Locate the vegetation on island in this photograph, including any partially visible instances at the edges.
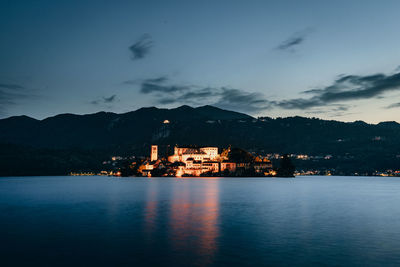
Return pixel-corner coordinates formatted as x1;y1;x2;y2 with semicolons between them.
276;154;295;177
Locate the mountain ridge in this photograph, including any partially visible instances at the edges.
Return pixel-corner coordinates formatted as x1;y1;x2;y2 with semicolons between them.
2;105;399;126
0;105;253;122
0;105;399;176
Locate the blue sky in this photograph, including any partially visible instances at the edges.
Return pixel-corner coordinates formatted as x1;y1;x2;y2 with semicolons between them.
1;0;400;123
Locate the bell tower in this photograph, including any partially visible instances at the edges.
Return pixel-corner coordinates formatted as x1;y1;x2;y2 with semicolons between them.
151;145;158;161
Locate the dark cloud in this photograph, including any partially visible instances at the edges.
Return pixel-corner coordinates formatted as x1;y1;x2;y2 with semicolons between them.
333;106;350;112
0;83;25;90
141;83;188;94
214;88;271;112
178;88;215;101
386;102;400;109
129;34;153;60
274;72;400;109
0;82;33;116
122;76;168;86
163;88;218;106
156;88;215;105
276;29;312;51
103;95;116;103
145;76;168;84
156;87;271;113
0;89;18;106
138;77;271;113
158;98;177;104
277;36;304;50
91;95;117;105
138;68;400;114
272;98;319;109
140;76;188;94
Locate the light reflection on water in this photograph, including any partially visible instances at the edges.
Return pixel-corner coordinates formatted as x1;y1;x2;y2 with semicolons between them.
143;178;220;266
169;180;219;265
2;176;400;266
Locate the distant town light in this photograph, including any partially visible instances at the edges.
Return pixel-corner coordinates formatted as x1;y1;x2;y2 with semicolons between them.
163;120;170;124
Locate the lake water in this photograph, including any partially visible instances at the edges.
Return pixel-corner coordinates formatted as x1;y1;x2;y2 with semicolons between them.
1;176;400;266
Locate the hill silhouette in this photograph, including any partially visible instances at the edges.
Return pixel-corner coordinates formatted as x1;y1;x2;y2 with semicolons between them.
0;105;399;176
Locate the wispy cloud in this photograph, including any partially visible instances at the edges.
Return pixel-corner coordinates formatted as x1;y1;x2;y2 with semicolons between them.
157;87;216;106
274;71;400;109
386;102;400;109
122;76;168;86
141;83;188;94
276;28;313;52
139;76;189;94
136;77;271;113
214;88;271;112
0;83;25;90
145;76;168;84
277;36;304;50
129;34;153;60
136;66;400;115
0;82;33;116
90;94;118;105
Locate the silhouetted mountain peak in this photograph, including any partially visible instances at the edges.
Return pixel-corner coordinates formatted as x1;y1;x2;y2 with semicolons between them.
176;105;193;110
2;115;38;123
377;121;400;129
194;105;252;120
352;120;369;126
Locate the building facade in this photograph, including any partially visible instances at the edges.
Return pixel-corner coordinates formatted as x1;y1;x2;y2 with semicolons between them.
151;145;158;161
166;146;235;177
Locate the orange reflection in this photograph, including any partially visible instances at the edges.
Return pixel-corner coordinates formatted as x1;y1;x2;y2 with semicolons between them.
169;179;220;265
144;180;159;238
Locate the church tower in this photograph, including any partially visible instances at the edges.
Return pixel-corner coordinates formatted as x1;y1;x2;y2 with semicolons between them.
151;145;158;161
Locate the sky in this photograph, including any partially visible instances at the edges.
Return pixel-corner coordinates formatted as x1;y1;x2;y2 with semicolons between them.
1;0;400;123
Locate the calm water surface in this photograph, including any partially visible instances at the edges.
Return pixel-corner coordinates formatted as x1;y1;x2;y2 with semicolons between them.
1;176;400;266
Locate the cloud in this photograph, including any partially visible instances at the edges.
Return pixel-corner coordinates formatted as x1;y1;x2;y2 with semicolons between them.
122;76;168;86
140;76;189;94
90;94;117;105
276;28;313;51
138;67;400;115
0;83;25;90
178;88;215;101
129;34;153;60
145;76;168;84
0;89;18;106
214;88;271;112
157;87;271;113
277;36;304;50
305;105;350;115
103;95;116;103
0;82;34;116
159;87;217;106
141;83;188;94
386;102;400;109
274;72;400;109
137;77;271;113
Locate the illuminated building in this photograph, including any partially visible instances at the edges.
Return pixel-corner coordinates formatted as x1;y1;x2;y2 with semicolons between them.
151;145;158;161
220;162;236;172
166;146;235;177
141;145;274;177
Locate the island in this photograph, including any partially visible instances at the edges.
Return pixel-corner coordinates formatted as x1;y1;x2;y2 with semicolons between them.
103;145;295;178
